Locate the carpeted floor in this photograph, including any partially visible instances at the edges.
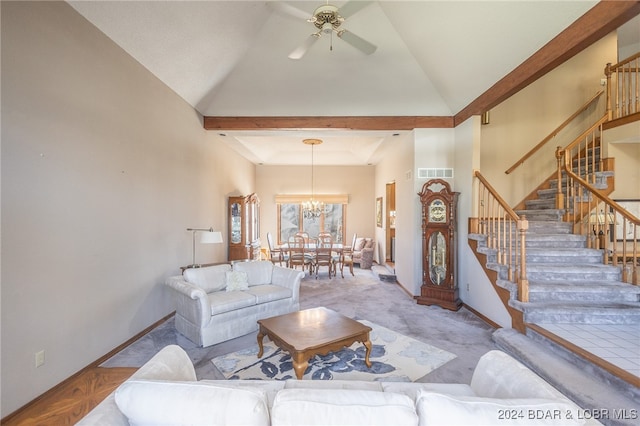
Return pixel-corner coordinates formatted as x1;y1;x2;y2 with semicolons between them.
101;266;498;384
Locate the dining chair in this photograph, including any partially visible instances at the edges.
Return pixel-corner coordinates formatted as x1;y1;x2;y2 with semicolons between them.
339;233;357;278
295;231;310;244
287;235;312;272
266;232;283;266
314;233;335;279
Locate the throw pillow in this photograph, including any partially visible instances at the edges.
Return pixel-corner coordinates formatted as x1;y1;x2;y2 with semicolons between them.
354;238;366;251
225;270;249;292
415;391;585;426
115;379;270;426
364;239;375;249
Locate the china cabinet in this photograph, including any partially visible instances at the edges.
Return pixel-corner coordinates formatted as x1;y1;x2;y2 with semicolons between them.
228;193;261;261
416;179;461;311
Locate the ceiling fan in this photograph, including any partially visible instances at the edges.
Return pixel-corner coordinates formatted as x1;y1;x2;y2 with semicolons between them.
271;1;377;60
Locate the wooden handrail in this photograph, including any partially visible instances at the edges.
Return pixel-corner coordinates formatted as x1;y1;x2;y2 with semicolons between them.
605;51;640;121
608;51;640;71
505;90;605;174
474;170;529;301
474;171;520;220
556;114;639;285
562;113;609;153
562;155;640;226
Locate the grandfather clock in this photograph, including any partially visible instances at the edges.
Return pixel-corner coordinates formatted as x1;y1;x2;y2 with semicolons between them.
416;179;461;311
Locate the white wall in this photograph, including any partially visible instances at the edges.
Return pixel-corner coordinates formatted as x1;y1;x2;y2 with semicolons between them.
374;133;416;293
373;124;511;329
1;2;254;415
412;129;455;294
480;33;618;206
455;118;512;327
256;165;375;246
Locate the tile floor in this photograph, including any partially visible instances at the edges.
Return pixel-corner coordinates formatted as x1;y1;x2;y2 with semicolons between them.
537;322;640;378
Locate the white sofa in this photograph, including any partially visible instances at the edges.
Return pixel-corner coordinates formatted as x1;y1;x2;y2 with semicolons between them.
165;261;304;347
78;345;598;425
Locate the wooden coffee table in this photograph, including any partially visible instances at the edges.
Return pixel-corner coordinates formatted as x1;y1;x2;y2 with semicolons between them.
257;307;372;379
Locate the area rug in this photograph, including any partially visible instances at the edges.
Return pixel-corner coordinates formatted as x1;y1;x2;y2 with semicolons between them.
211;320;456;381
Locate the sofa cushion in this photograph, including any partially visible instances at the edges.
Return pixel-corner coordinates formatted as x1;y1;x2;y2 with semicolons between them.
208;290;256;315
415;391;584;426
245;284;292;304
225;270;249;292
114;379;270;426
271;388;418;426
183;264;230;293
233;260;273;286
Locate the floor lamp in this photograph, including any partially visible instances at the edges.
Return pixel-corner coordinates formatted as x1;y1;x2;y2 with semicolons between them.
186;228;223;267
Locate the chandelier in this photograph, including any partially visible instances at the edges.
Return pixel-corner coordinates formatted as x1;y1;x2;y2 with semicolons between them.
302;138;324;220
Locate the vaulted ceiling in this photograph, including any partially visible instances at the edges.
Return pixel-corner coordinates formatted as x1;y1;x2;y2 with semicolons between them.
68;1;638;165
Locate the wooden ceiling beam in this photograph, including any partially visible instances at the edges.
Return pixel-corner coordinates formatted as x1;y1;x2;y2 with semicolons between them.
203;115;454;131
454;0;640;126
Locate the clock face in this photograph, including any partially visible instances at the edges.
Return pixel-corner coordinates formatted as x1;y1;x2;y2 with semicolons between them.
429;199;447;223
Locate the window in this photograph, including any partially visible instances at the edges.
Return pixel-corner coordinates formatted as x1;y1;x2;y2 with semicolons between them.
276;195;348;244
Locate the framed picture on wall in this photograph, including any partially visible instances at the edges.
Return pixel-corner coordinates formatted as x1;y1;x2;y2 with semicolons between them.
376;197;383;228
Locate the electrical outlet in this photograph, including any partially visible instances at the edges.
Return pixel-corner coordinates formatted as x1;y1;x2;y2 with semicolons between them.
466;282;470;291
35;350;45;368
600;78;607;86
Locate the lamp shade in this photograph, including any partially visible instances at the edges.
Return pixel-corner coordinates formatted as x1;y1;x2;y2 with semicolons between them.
200;231;223;244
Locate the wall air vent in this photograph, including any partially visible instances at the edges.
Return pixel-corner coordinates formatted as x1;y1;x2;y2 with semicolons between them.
417;168;454;179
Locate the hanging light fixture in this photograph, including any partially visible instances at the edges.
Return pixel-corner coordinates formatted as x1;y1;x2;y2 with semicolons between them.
302;138;324;220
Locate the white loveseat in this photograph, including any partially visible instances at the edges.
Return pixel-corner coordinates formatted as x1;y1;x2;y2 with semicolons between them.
165;261;304;347
78;345;598;425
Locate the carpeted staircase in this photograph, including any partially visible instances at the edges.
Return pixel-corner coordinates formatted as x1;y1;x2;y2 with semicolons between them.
510;171;639;326
469;168;640;425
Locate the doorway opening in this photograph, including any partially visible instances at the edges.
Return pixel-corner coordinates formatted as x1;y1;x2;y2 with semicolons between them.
385;181;396;270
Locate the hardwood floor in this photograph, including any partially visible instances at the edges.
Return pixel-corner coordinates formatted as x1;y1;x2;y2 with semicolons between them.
1;367;135;425
1;314;173;425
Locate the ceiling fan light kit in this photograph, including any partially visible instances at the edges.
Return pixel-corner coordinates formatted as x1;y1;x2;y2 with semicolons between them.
281;1;377;60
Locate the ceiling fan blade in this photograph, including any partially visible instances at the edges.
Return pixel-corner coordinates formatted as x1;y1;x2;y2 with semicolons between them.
269;1;311;21
337;30;377;55
288;34;320;60
338;1;374;19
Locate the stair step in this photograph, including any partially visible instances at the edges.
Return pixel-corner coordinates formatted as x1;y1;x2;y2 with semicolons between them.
524;199;556;210
536;188;557;199
516;209;564;221
481;248;601;264
527;221;574;234
528;281;640;303
483;221;573;234
510;301;640;324
492;328;640;424
371;264;396;283
526;248;603;264
524;326;640;404
527;263;621;281
525;234;587;248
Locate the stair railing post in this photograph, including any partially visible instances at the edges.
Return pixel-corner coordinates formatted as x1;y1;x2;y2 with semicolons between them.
517;215;529;303
555;147;565;211
604;63;612;121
